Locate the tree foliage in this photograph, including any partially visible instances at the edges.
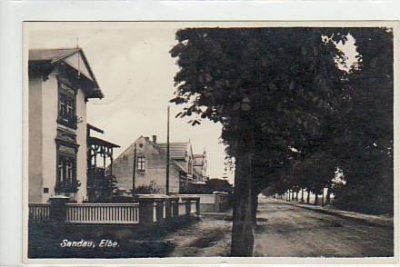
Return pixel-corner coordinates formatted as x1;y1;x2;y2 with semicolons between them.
331;28;394;214
183;178;233;194
87;173;117;202
170;27;349;256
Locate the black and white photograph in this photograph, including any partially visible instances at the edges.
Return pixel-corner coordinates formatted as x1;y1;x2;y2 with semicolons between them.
25;21;396;261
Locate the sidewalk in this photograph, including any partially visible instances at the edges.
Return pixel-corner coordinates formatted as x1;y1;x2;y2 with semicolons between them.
279;199;394;228
164;211;233;257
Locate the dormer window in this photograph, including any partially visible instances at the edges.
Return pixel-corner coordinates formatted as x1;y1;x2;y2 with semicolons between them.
58;81;77;129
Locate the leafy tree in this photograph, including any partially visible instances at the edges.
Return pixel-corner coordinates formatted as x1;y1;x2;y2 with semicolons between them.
332;28;393;214
266;150;336;205
206;178;233;193
264;28;394;214
170;27;346;256
293;151;336;205
87;173;117;202
183;178;233;194
55;179;81;195
132;180;163;194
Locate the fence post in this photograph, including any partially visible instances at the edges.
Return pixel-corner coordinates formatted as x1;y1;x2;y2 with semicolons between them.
165;197;172;221
214;191;221;212
194;196;201;217
185;198;192;217
171;197;179;218
222;192;229;211
49;196;70;223
181;197;192;217
138;196;155;228
155;199;165;225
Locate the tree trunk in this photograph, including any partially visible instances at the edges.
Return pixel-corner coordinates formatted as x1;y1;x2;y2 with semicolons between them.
326;187;331;205
307;189;311;204
295;190;299;201
251;193;258;227
291;190;295;201
301;188;304;203
231;138;255;256
314;193;318;205
321;189;325;207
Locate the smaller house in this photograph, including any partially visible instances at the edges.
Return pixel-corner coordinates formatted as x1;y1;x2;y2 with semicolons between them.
112;135;207;194
193;151;209;183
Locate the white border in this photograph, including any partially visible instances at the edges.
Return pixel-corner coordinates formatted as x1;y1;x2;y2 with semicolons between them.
1;1;400;266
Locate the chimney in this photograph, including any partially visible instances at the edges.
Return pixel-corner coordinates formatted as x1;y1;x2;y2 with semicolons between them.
152;135;157;144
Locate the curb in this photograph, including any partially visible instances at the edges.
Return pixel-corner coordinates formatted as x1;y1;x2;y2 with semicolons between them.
281;201;393;229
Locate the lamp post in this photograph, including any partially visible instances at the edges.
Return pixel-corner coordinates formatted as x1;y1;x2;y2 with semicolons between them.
166;106;170;195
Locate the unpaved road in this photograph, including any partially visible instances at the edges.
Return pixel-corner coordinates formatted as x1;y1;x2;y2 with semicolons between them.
167;198;393;257
254;199;393;257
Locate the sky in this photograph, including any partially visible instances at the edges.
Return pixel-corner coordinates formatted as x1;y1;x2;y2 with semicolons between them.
27;22;359;185
27;22;234;182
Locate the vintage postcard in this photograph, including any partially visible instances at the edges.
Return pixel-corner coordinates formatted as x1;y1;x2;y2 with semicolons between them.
23;21;398;264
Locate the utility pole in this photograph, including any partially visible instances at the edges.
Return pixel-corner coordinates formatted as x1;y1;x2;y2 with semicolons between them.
166;106;170;195
132;143;137;195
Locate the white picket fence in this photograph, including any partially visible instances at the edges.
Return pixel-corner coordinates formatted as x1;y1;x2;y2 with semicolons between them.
28;203;51;221
65;203;139;224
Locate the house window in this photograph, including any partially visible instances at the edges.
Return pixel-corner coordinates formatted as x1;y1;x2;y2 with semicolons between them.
137;157;145;171
58;82;77;129
59;156;75;182
56;144;78;194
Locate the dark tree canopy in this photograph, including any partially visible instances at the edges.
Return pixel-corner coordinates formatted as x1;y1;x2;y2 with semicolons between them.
171;28;349;193
331;28;393;214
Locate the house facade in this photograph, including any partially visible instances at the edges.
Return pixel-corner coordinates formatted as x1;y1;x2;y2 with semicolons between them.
28;48;116;203
112;136;207;194
193;151;208;183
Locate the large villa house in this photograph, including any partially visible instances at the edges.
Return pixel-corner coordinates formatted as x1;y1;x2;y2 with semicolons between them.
28;48;119;203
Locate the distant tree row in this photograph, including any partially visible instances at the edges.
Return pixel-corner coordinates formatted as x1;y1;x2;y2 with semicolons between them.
261;28;393;215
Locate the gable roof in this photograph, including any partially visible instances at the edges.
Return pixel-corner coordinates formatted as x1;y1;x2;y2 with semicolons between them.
114;137;199;175
29;48;81;63
157;142;190;160
88;136;120;149
29;48;104;99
